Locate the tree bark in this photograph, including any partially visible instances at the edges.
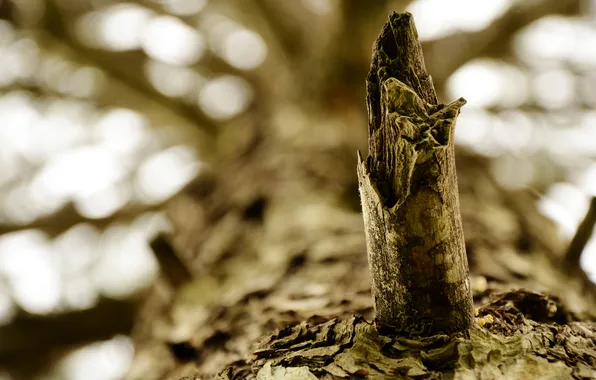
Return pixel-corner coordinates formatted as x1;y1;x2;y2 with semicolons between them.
358;12;473;336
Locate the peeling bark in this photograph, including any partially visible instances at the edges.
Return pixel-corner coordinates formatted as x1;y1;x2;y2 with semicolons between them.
215;290;595;379
358;12;474;336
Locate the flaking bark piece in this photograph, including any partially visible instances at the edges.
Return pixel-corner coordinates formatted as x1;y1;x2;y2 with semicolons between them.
358;12;474;337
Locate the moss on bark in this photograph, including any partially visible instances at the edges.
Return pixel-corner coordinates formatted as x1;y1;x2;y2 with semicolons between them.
358;12;473;336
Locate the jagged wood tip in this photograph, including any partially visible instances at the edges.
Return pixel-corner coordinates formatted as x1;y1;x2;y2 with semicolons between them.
359;12;474;337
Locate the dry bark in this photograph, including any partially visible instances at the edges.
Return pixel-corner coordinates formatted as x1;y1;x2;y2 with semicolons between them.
123;144;596;380
358;12;473;336
225;290;595;380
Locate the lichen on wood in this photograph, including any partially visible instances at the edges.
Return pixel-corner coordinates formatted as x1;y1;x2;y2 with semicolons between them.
216;290;595;379
357;12;474;336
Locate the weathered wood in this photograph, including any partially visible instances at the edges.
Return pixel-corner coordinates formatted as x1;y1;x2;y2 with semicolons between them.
236;290;595;379
358;12;474;336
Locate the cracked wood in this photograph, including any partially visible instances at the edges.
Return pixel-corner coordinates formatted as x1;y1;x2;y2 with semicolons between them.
357;12;474;336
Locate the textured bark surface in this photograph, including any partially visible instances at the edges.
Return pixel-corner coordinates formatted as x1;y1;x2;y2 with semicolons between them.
122;145;596;380
358;12;473;336
213;290;595;379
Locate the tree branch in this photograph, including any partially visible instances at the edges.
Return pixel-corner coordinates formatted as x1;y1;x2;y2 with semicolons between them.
248;0;309;59
0;0;14;21
0;298;135;358
150;234;193;289
0;202;165;237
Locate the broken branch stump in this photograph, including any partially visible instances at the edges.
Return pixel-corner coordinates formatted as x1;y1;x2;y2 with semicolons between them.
357;12;474;336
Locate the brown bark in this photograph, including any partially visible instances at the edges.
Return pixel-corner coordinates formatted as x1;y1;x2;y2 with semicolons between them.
242;290;595;379
358;12;473;336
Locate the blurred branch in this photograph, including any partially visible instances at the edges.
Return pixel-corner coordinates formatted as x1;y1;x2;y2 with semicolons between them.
423;0;581;95
150;233;193;289
0;202;165;237
315;0;400;107
337;0;402;45
249;0;309;59
0;0;14;21
485;103;596;116
0;298;135;357
564;196;596;271
43;1;220;135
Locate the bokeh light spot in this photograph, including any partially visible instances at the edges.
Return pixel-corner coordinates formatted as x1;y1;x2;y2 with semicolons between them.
222;29;267;70
54;224;100;275
454;108;490;147
515;16;576;67
0;20;16;46
408;0;511;40
494;111;534;153
301;0;334;14
532;69;575;109
93;227;159;299
74;184;132;220
135;146;201;204
448;60;499;107
141;16;205;65
62;275;99;311
0;230;62;314
33;145;127;200
94;108;149;156
97;4;153;51
163;0;208;16
448;59;528;108
490;154;534;189
145;60;203;98
538;182;589;238
58;335;135;380
198;75;252;119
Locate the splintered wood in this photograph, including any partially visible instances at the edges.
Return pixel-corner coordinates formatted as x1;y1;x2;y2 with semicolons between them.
358;12;474;336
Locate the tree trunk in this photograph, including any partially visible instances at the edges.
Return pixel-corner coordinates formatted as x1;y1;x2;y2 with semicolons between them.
358;13;473;336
